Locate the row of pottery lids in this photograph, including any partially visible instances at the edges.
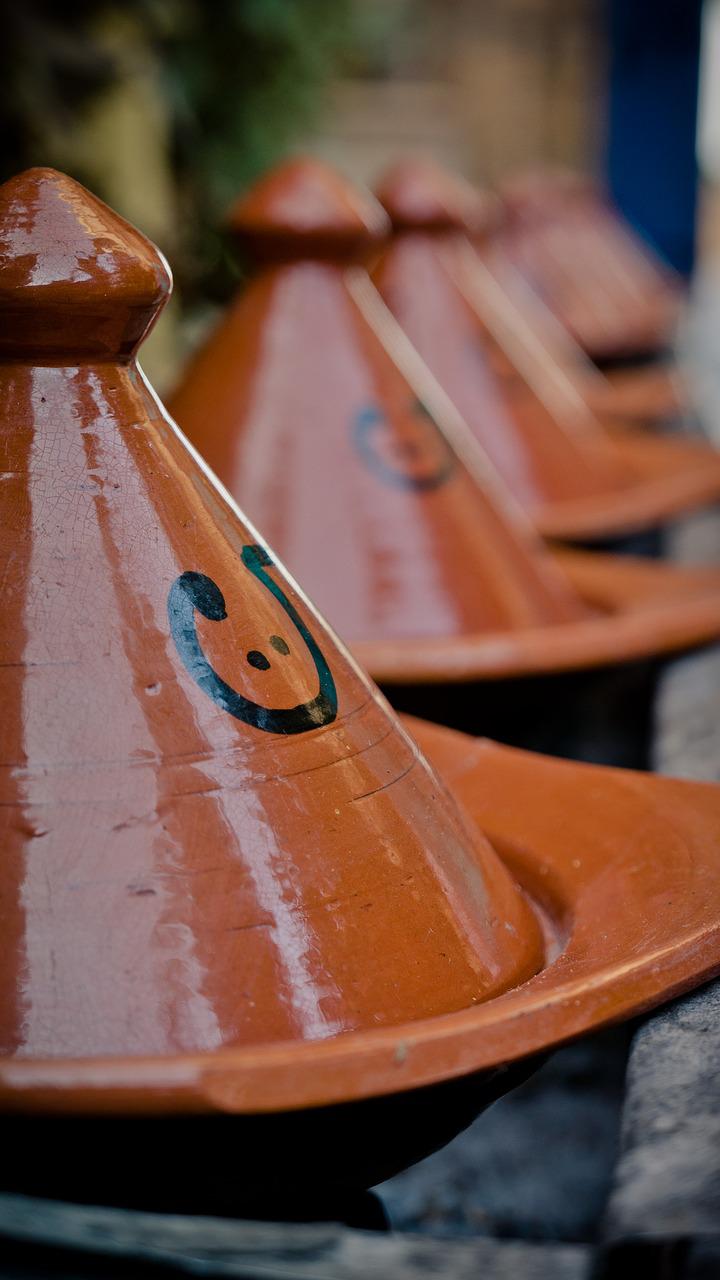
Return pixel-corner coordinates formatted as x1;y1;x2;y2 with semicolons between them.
1;167;720;1133
166;154;720;685
497;166;683;362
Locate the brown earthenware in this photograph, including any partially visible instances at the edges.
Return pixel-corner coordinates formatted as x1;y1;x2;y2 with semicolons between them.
498;168;683;361
169;158;720;682
460;225;688;429
0;168;545;1070
2;168;720;1123
373;158;720;541
3;711;720;1113
584;361;688;429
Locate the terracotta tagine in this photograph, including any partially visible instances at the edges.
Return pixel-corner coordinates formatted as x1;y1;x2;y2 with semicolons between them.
2;169;720;1216
168;158;720;685
498;167;683;362
372;157;720;542
496;168;690;428
468;218;688;430
584;362;689;430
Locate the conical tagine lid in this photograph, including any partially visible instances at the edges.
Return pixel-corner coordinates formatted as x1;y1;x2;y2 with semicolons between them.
0;168;543;1069
399;156;689;431
498;168;682;361
373;158;720;542
169;158;720;683
374;155;688;432
464;233;688;431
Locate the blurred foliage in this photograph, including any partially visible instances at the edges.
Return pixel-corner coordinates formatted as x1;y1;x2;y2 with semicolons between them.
0;0;388;299
163;0;379;295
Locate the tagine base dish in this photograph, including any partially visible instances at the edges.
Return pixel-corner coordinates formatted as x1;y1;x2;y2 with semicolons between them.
2;716;720;1117
352;548;720;684
535;430;720;541
587;361;687;427
0;1062;536;1212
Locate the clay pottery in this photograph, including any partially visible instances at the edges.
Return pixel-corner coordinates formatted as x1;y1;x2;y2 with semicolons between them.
582;361;689;429
372;157;720;542
498;168;683;361
169;158;720;685
3;170;720;1213
496;170;689;425
0;166;545;1074
465;222;688;430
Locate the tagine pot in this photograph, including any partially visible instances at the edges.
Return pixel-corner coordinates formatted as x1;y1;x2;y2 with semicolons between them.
372;157;720;543
4;169;720;1223
496;168;690;428
497;167;683;362
168;158;720;690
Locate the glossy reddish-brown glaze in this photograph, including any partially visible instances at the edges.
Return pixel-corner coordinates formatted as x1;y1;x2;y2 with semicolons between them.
379;160;684;430
3;717;720;1113
170;159;588;653
497;169;682;360
168;159;720;681
0;167;170;360
373;159;720;538
5;167;720;1123
0;169;544;1064
469;244;686;428
373;227;630;510
354;549;720;683
226;155;389;262
375;156;500;237
585;362;687;426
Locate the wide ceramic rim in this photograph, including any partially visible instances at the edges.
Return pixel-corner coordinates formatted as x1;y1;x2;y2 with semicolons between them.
534;433;720;541
352;551;720;684
2;725;719;1115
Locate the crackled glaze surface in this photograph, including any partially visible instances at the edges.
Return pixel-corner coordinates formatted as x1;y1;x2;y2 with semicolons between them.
4;168;720;1126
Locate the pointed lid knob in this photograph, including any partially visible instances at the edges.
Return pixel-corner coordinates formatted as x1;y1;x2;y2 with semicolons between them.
499;168;597;223
0;167;171;359
376;158;501;237
225;156;390;261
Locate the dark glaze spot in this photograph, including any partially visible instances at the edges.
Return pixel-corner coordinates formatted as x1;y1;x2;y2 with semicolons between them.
246;650;271;671
270;635;290;655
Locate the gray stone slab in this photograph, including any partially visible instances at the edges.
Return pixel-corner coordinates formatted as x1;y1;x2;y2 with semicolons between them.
605;500;720;1247
0;1193;591;1280
604;981;720;1241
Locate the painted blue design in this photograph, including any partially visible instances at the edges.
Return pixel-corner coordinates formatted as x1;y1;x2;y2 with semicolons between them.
167;544;337;735
353;399;454;492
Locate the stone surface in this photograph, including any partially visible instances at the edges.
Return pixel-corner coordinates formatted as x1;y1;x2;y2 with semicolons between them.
380;1028;633;1241
604;981;720;1241
604;505;720;1247
0;1193;591;1280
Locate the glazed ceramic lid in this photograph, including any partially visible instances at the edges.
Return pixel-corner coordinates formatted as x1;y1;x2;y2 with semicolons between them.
375;157;630;513
170;159;596;646
496;168;682;360
373;158;720;541
0;168;544;1068
169;158;720;682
